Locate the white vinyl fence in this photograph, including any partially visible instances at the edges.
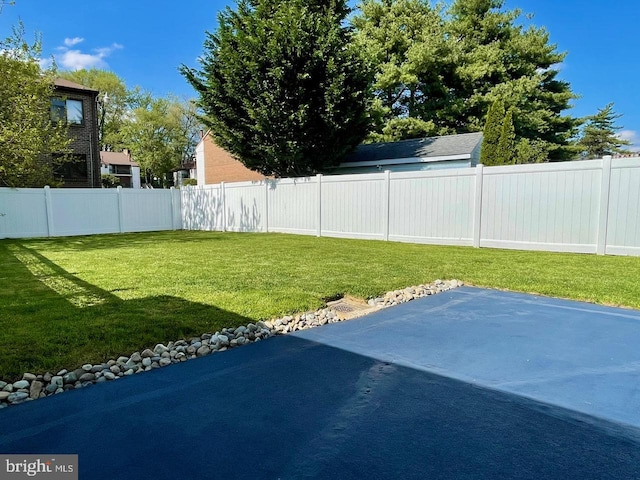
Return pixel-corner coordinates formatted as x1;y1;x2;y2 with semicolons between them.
2;157;639;256
182;156;640;256
0;186;181;238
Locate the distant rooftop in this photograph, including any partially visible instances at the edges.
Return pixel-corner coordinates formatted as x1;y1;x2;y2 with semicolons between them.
100;151;138;167
54;78;99;93
345;132;483;163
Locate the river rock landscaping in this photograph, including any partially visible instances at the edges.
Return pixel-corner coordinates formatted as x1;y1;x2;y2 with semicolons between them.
0;279;462;409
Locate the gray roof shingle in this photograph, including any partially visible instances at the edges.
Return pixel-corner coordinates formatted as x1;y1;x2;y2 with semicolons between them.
345;132;483;163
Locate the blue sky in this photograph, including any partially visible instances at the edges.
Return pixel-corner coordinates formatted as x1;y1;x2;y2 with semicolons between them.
2;0;639;149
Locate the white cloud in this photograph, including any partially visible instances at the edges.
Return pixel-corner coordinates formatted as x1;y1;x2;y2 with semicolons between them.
618;130;640;152
54;41;123;71
64;37;84;47
58;49;107;70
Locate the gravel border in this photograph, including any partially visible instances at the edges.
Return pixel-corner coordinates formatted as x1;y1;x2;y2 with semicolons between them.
0;279;462;409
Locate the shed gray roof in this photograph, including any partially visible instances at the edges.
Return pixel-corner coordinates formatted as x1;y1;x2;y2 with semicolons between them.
344;132;483;164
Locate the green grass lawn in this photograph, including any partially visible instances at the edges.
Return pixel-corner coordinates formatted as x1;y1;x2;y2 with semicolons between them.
1;230;639;381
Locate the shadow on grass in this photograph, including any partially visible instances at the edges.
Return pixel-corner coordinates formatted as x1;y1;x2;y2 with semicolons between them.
0;242;253;382
16;230;229;254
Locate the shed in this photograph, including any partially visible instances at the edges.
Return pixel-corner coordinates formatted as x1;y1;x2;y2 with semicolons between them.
334;132;483;174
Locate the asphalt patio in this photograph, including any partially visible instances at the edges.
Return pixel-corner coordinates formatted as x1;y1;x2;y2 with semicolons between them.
1;287;640;479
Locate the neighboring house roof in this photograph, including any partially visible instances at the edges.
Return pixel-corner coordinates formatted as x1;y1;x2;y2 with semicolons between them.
54;78;99;93
341;132;483;167
100;151;139;167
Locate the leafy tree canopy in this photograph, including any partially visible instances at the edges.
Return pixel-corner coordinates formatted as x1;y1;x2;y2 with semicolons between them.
120;96;200;187
182;0;370;177
58;69;140;151
0;22;70;187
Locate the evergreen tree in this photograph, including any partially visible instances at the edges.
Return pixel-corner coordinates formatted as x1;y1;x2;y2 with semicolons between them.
353;0;579;157
496;108;516;164
181;0;370;177
577;103;630;159
515;138;549;164
480;99;504;165
445;0;578;160
352;0;449;131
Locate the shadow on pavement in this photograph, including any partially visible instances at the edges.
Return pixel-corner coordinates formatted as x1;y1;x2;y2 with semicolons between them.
1;334;640;480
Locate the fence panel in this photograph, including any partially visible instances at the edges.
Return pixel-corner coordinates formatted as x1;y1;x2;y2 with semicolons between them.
0;188;49;239
389;169;476;246
224;182;267;232
606;158;640;255
267;177;319;235
49;189;120;237
121;189;177;233
182;185;224;231
479;161;603;253
321;173;386;240
1;157;639;257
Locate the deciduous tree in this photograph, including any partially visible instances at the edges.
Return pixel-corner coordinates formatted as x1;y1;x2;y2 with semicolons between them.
0;23;70;187
58;69;133;151
120;96;200;187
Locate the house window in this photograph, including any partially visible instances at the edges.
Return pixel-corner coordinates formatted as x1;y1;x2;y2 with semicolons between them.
113;165;131;175
54;154;88;180
51;98;84;124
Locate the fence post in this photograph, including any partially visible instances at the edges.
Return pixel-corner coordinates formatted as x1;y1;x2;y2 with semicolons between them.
169;186;177;231
596;156;613;255
317;174;322;237
472;164;484;248
44;186;55;237
264;180;269;233
117;186;124;233
221;182;227;232
383;170;391;241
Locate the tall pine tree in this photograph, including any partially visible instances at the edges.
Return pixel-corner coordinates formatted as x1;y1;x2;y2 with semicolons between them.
577;103;630;159
495;108;516;164
353;0;579;156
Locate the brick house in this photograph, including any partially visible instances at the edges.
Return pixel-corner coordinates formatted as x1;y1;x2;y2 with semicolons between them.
52;79;101;187
195;131;266;185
